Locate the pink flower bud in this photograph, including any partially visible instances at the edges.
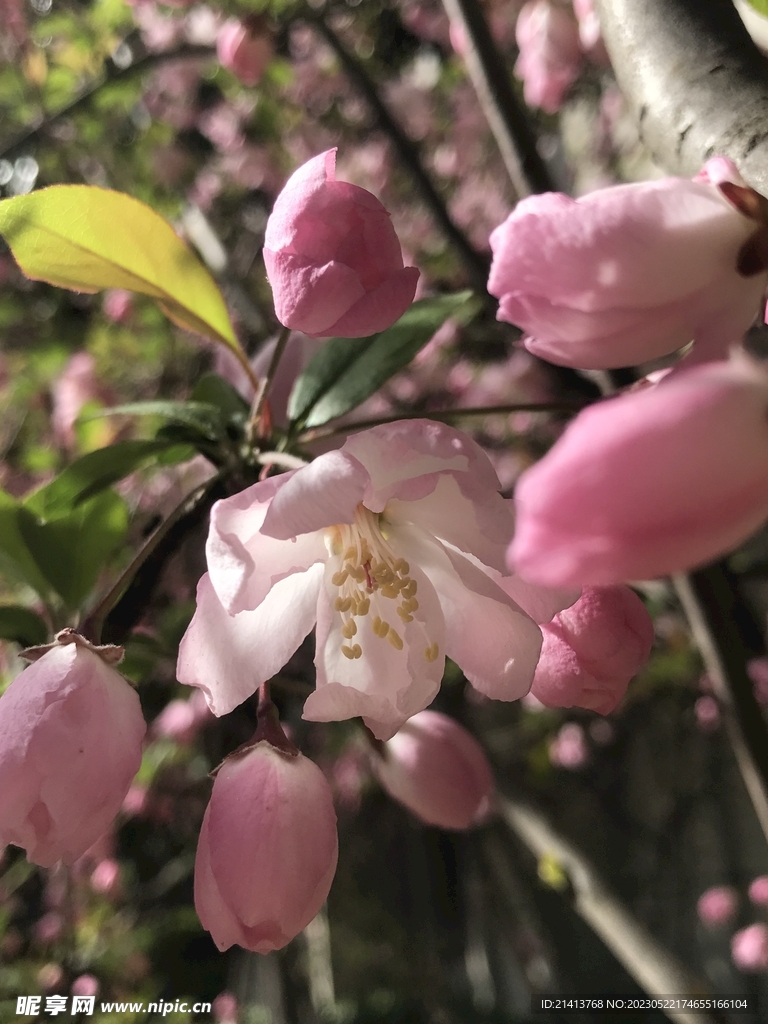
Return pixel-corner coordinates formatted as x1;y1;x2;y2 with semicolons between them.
90;858;121;896
489;158;768;370
35;912;63;945
514;1;582;113
695;695;721;733
71;975;100;999
263;149;420;338
152;698;199;745
51;352;101;449
122;784;148;818
194;740;338;952
749;876;768;906
531;586;653;714
549;722;588;769
216;17;273;87
732;923;768;971
510;354;768;586
102;289;133;323
374;711;494;830
697;885;738;927
748;657;768;706
0;632;146;867
212;993;237;1024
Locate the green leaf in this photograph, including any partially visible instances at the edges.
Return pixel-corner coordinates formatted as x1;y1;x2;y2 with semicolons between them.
0;491;54;598
288;292;477;429
0;185;243;357
0;606;48;647
83;401;226;441
191;373;250;425
18;490;129;609
747;0;768;16
24;439;187;521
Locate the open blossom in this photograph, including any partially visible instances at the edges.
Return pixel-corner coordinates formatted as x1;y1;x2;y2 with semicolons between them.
510;353;768;587
0;631;146;867
263;149;419;338
195;732;338;952
178;421;574;739
489;158;768;370
373;710;494;829
514;0;582;114
216;17;273;87
531;586;653;714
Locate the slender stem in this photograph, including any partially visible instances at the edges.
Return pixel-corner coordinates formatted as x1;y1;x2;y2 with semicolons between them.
674;567;768;848
440;0;556;197
495;802;729;1024
247;325;292;440
0;39;215;162
298;400;585;443
307;12;491;293
80;475;220;644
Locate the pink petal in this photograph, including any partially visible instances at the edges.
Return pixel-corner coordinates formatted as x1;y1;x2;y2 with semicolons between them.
263;249;366;336
325;266;419;338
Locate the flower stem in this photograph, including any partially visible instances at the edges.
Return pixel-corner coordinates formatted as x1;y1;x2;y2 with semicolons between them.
247;324;292;443
298;401;586;443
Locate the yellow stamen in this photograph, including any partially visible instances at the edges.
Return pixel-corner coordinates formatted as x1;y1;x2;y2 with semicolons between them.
387;629;404;651
341;645;356;659
424;642;440;662
341;619;357;639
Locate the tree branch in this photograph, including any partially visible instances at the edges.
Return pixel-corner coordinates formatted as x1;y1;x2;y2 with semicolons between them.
595;0;768;192
440;0;556;197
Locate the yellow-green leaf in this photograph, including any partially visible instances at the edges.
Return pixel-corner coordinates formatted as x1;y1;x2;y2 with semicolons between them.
0;185;242;355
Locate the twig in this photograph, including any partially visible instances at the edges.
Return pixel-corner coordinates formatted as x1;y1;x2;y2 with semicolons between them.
248;324;292;440
440;0;556;197
496;797;729;1024
674;568;768;849
299;400;585;443
306;12;491;293
595;0;768;193
0;39;215;162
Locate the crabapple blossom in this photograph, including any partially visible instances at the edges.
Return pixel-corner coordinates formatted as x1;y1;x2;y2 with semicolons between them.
514;0;582;114
694;695;721;733
216;17;273;87
749;876;768;906
178;420;572;739
509;353;768;586
0;631;145;867
263;149;419;338
732;923;768;971
549;722;588;769
373;710;494;829
488;158;768;370
194;721;338;953
531;586;653;714
697;886;738;927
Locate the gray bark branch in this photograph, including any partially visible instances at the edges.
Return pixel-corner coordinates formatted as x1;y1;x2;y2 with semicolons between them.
595;0;768;192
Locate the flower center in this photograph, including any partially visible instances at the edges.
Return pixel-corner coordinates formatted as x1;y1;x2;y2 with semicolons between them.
325;506;439;665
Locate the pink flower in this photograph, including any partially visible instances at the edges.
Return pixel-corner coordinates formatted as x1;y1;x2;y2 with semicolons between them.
217;17;273;87
694;695;721;732
749;876;768;907
572;0;607;62
51;352;102;449
488;158;768;370
102;289;133;323
0;631;146;867
90;858;121;895
194;736;338;952
509;354;768;586
549;722;588;769
748;657;768;705
514;0;582;113
373;710;494;829
263;150;420;338
71;976;99;999
531;586;653;714
178;421;571;739
697;885;738;927
212;993;238;1024
732;923;768;971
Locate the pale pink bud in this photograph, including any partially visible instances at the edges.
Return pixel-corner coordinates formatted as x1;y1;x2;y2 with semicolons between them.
194;739;338;952
489;158;768;370
122;784;148;818
216;17;273;87
514;0;582;113
374;711;494;830
694;695;721;733
102;289;133;323
510;354;768;586
51;352;100;449
697;885;738;927
549;722;588;769
748;657;768;706
152;698;200;744
71;975;100;999
749;876;768;906
90;858;121;895
732;923;768;971
263;149;419;338
531;586;653;714
212;993;238;1024
0;632;146;867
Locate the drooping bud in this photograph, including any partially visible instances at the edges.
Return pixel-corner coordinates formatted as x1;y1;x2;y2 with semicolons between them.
373;710;494;830
531;586;654;714
0;631;146;867
194;707;338;953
